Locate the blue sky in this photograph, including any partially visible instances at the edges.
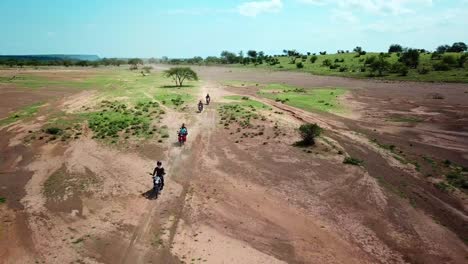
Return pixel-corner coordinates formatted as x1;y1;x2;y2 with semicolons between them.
0;0;467;58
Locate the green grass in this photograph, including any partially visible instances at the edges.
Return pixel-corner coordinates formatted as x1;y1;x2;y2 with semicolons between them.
0;102;43;126
218;96;270;128
239;52;468;83
0;197;6;203
85;100;162;143
1;70;200;106
258;84;347;113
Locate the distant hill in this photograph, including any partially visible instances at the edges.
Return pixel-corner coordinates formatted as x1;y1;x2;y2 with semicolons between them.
0;54;100;61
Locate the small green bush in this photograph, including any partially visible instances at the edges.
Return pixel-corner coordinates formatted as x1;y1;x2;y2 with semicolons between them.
310;55;318;63
343;157;363;166
0;197;6;203
297;123;322;146
296;62;304;69
433;62;450;71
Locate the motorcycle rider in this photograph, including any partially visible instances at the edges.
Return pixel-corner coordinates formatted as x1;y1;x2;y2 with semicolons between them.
152;161;165;191
198;100;204;112
205;94;211;105
178;123;188;143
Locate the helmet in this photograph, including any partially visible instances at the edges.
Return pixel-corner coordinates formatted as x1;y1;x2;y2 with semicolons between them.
157;161;162;166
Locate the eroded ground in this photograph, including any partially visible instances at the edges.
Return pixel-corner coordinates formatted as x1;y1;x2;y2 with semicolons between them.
0;66;467;264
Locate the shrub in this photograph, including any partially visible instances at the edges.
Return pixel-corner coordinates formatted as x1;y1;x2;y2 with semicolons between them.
310;55;318;63
343;157;363;166
329;64;340;70
296;62;304;69
442;55;457;65
458;53;468;68
322;59;332;67
418;67;430;75
390;62;409;76
433;62;450;71
339;66;347;72
399;48;420;68
364;56;376;65
45;127;62;135
431;52;442;60
297;123;322;146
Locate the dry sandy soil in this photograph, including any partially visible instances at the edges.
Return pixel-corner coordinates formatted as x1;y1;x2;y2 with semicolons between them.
0;66;467;264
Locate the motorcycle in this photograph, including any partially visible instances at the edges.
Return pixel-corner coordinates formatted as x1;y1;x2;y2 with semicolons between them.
206;97;211;105
198;103;204;113
153;175;162;198
178;132;187;146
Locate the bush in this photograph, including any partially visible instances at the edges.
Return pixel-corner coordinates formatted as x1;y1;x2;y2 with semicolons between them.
390;62;409;76
329;64;340;70
343;157;363;166
458;53;468;68
339;66;347;72
322;59;332;67
310;55;318;63
442;55;457;65
418;67;430;75
296;62;304;69
45;127;62;135
297;123;322;146
433;62;450;71
399;48;420;68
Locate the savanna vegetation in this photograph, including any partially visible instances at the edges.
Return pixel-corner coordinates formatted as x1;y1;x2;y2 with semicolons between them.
160;42;468;83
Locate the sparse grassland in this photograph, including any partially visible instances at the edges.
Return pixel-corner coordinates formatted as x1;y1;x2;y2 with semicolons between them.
240;52;468;83
0;102;43;126
218;96;268;129
85;100;163;143
258;84;347;113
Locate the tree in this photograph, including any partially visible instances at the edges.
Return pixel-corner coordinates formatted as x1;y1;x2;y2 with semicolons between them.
436;45;450;53
247;50;258;58
128;58;143;69
220;51;238;64
448;42;467;53
369;54;390;76
164;67;198;87
297;123;322;146
399;48;419;68
388;44;403;53
148;57;157;64
353;46;363;54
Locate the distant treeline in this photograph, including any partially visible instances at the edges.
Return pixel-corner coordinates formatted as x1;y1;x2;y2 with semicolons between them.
160;42;467;67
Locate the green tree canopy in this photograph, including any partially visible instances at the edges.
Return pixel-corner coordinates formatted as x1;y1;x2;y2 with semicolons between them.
164;67;198;87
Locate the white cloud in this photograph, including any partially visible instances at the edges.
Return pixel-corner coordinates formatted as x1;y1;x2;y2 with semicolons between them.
238;0;283;17
330;9;358;23
298;0;433;15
